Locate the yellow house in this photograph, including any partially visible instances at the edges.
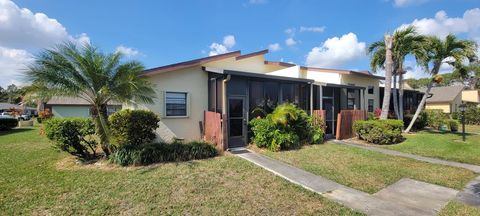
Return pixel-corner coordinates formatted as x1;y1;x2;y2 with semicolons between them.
133;49;397;148
425;86;465;113
462;90;480;104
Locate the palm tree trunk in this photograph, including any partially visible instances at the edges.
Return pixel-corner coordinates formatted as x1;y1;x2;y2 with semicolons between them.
405;63;441;133
398;70;404;121
392;72;400;119
380;34;394;120
93;105;111;156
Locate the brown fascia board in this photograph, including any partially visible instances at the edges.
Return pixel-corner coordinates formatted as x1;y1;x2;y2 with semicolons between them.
235;49;268;61
141;50;241;76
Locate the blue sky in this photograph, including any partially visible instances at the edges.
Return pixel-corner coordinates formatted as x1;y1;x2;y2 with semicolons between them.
1;0;480;87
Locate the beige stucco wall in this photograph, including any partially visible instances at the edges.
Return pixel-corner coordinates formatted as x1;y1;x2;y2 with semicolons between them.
135;66;208;141
340;75;380;110
426;103;451;113
462;90;480;103
204;55;283;73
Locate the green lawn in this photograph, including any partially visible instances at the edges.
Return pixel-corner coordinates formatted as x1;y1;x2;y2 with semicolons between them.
385;130;480;165
465;124;480;134
262;143;475;194
0;127;361;215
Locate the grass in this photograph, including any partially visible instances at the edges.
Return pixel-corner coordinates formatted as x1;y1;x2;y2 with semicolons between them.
385;130;480;165
465;124;480;134
262;143;475;194
439;201;480;216
0;127;361;215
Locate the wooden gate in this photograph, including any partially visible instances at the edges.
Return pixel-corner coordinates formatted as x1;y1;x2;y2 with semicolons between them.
204;111;225;152
335;110;366;140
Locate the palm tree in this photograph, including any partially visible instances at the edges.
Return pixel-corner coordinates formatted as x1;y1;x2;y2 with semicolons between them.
26;42;156;156
369;34;394;119
453;60;480;89
404;35;477;133
369;26;426;120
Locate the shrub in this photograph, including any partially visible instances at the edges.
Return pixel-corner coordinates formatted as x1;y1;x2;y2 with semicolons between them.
37;109;53;123
109;141;217;166
425;109;449;129
0;117;18;130
44;118;98;159
447;119;459;132
403;111;428;131
453;106;480;125
373;108;382;119
109;109;160;147
250;103;324;151
353;119;404;144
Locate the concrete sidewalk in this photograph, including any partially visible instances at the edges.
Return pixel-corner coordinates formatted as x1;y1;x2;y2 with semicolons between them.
232;148;457;216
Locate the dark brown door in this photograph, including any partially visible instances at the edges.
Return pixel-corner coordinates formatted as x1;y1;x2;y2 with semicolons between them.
228;97;247;148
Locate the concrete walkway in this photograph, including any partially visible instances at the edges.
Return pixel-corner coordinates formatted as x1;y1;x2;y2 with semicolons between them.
232;148;458;216
333;140;480;173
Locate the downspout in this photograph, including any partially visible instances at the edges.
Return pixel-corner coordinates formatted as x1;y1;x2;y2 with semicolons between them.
222;74;231;115
310;83;313;115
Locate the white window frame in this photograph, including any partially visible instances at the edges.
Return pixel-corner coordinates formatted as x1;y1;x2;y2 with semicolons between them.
164;91;190;118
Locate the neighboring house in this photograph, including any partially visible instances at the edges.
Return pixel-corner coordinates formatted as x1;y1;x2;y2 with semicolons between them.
424;86;465;113
132;49;395;148
45;97;122;118
462;89;480;106
0;103;36;116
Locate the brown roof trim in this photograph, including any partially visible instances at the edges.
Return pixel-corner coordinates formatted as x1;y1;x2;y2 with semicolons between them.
235;49;268;61
264;61;296;67
142;50;241;76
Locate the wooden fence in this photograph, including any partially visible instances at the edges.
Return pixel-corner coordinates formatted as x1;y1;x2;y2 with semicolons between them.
204;111;225;152
335;110;367;140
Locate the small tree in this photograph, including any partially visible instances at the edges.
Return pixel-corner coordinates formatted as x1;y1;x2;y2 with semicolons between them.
26;42;156;156
405;35;477;133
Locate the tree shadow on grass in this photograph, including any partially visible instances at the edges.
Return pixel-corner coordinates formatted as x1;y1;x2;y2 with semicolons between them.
422;129;477;137
0;127;34;136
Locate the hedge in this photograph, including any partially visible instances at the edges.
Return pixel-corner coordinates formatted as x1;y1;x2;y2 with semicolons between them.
109;141;217;166
109;109;160;147
452;106;480;125
0;117;18;130
353;119;404;144
403;111;428;131
44;118;98;159
250;103;324;151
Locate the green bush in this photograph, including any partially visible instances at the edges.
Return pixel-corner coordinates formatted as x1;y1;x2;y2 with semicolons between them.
425;109;450;129
44;118;98;159
109;109;160;146
353;119;404;144
250;103;324;151
0;117;18;130
109;141;217;166
453;106;480;125
447;119;459;132
403;111;428;131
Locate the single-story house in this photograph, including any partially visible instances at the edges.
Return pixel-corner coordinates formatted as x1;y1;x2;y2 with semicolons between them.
45;97;122;118
462;89;480;105
424;86;466;113
0;103;36;116
130;49;401;148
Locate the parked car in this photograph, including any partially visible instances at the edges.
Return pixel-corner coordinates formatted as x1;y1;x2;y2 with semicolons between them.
1;112;31;121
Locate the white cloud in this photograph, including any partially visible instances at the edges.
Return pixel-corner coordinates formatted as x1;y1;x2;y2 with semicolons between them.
0;0;90;87
223;35;236;48
208;35;236;56
398;8;480;39
268;43;281;52
393;0;430;7
285;28;295;37
0;0;89;49
305;32;366;68
299;26;326;33
285;38;297;46
0;46;33;87
115;45;140;57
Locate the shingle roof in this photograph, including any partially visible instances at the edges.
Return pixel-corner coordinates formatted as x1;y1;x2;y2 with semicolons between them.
46;97;122;105
422;86;465;103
